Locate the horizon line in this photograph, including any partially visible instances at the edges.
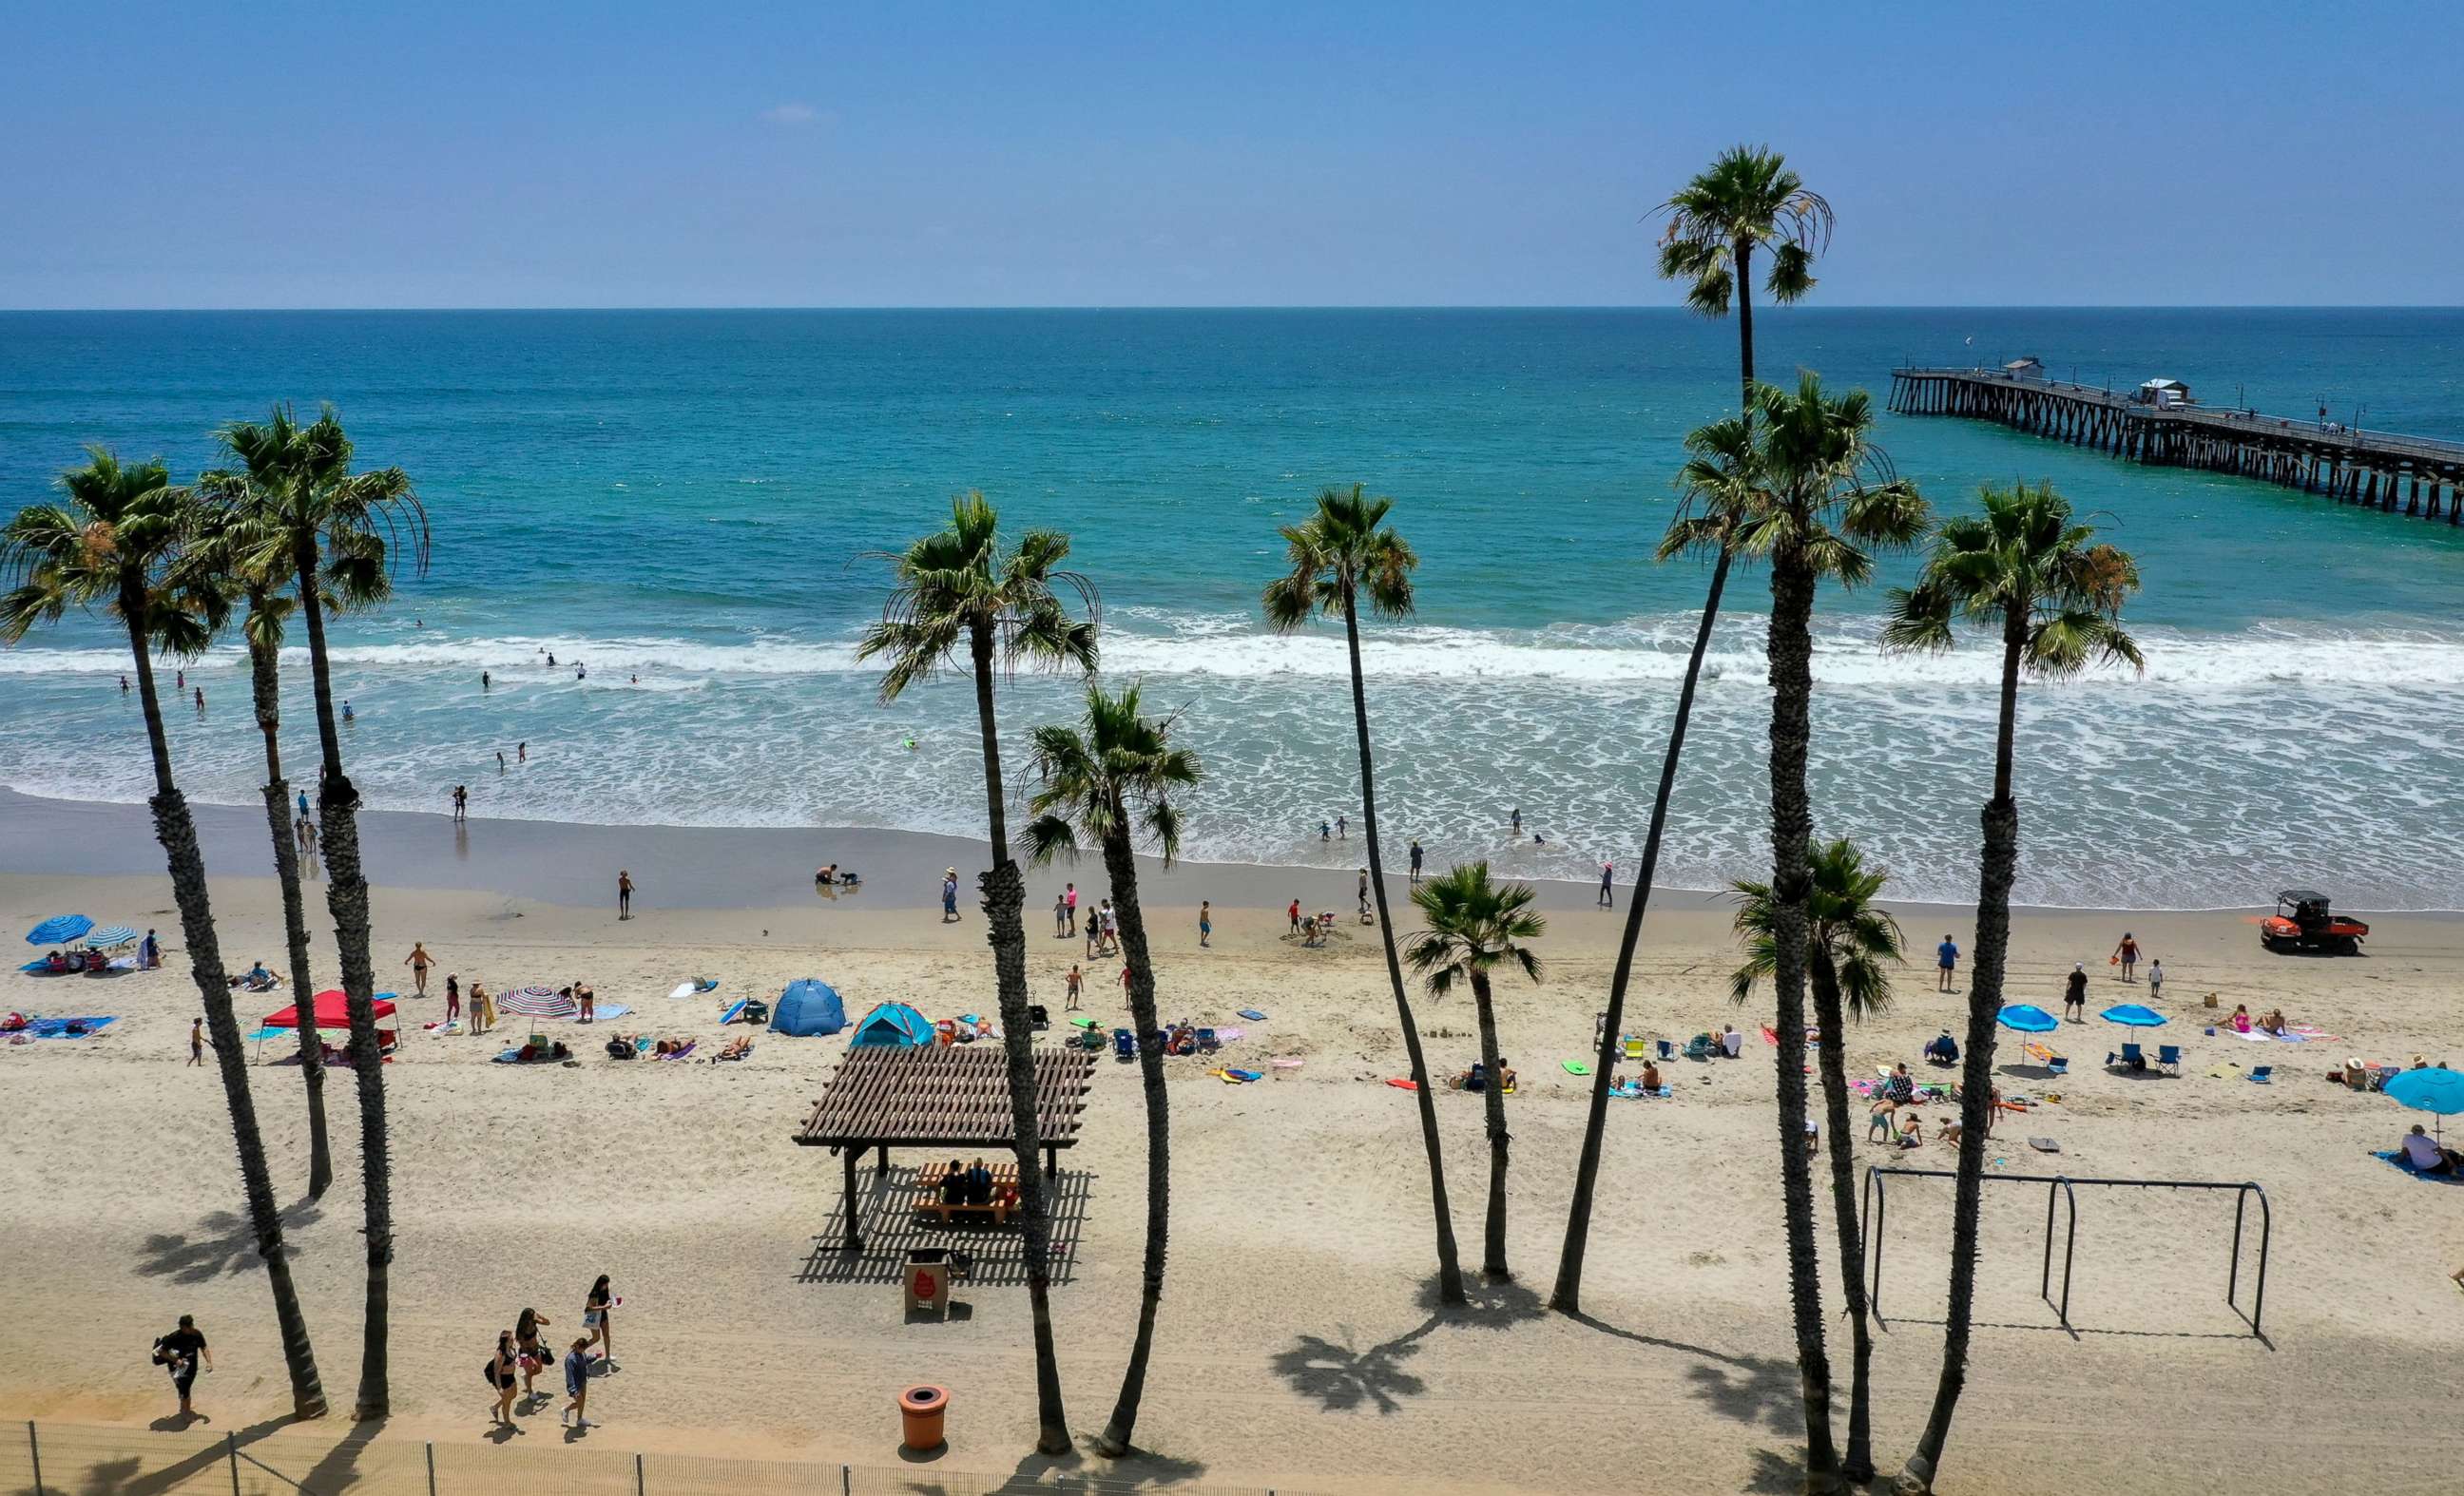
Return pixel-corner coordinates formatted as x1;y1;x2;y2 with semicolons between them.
5;303;2463;315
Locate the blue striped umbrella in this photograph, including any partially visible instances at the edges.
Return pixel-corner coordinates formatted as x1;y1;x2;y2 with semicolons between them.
25;914;92;946
85;925;139;948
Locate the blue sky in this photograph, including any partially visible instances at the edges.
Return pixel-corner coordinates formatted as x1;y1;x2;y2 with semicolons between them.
2;1;2455;308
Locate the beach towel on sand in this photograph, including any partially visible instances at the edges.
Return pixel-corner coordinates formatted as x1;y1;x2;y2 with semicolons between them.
2374;1150;2464;1184
19;1016;117;1039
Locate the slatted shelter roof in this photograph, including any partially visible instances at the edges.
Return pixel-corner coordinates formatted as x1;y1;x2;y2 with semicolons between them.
795;1044;1096;1151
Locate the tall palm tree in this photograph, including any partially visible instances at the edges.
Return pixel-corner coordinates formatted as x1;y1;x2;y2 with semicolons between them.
217;403;423;1420
2;452;327;1419
1881;482;2140;1495
1553;144;1831;1316
1404;864;1545;1283
1262;483;1465;1306
1021;681;1201;1458
180;500;379;1201
1729;838;1903;1483
1742;372;1931;1491
858;491;1097;1455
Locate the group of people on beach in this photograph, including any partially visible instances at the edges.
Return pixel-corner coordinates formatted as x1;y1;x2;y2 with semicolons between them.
481;1275;619;1430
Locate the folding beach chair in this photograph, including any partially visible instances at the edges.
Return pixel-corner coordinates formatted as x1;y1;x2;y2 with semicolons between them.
1622;1035;1646;1061
2158;1045;2182;1075
1112;1027;1135;1060
2107;1043;2146;1072
2248;1065;2273;1084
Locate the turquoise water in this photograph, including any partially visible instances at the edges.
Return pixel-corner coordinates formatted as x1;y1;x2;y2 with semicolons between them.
5;309;2462;908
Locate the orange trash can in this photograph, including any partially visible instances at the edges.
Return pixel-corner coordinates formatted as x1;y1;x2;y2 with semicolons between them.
899;1384;948;1451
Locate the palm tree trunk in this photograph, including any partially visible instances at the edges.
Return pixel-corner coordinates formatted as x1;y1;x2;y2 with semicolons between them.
1556;241;1761;1314
1094;811;1169;1456
967;624;1071;1455
1809;949;1876;1483
246;608;332;1199
1469;971;1511;1281
1342;589;1466;1305
1896;617;2027;1495
1765;547;1840;1489
121;592;327;1420
291;540;392;1422
1550;547;1733;1314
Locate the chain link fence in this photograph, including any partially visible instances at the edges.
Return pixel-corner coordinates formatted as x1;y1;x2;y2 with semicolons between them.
0;1419;1292;1495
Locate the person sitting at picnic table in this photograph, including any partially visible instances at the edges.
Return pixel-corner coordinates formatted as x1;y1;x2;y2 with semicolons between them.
1885;1063;1917;1104
1923;1030;1959;1066
2258;1007;2287;1035
2229;1003;2253;1033
2396;1124;2461;1175
939;1158;968;1206
963;1158;993;1207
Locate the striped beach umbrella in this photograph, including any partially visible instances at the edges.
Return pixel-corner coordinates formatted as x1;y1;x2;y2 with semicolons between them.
496;985;578;1019
85;925;139;948
25;914;92;946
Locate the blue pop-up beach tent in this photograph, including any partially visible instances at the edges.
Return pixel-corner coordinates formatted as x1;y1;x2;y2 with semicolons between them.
770;979;848;1037
847;1001;934;1048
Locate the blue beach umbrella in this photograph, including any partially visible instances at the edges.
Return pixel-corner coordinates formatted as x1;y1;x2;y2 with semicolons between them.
2384;1067;2464;1144
25;914;92;946
2099;1004;2168;1027
1996;1004;2058;1033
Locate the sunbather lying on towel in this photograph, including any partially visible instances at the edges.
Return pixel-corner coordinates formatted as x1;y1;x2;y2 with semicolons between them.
714;1034;753;1062
227;961;280;991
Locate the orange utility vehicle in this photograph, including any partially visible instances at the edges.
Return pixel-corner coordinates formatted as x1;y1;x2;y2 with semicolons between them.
2260;890;2368;954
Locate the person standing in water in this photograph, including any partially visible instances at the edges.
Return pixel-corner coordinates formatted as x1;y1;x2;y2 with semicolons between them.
617;870;635;920
518;741;527;763
120;673;129;693
341;699;354;722
1599;859;1614;909
193;686;204;712
481;670;491;691
1337;814;1347;840
1511;806;1522;834
496;750;507;774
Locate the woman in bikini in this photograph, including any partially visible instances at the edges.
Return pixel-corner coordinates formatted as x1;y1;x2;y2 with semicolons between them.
514;1306;552;1396
487;1330;519;1425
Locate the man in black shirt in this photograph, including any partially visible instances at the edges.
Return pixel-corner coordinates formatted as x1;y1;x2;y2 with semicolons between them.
153;1314;211;1421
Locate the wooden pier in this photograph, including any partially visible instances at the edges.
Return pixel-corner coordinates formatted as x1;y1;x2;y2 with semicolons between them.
1887;367;2464;523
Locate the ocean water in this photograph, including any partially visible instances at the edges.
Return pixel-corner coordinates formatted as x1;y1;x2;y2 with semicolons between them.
4;308;2462;911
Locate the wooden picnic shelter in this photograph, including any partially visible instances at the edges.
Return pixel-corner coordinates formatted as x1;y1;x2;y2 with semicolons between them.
792;1044;1096;1249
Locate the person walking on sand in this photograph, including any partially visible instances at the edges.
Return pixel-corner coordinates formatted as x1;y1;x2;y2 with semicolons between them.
941;868;960;924
2111;931;2140;983
1288;897;1301;935
617;870;635;920
1084;908;1099;959
444;973;461;1025
404;942;433;997
297;815;317;856
1065;881;1079;936
561;1336;594;1429
1066;964;1084;1011
487;1330;518;1426
2147;957;2166;1001
1199;900;1212;948
1935;934;1959;992
152;1314;211;1424
1599;859;1614;909
583;1275;617;1368
515;1307;552;1397
188;1016;207;1066
2064;962;2089;1021
1409;839;1424;886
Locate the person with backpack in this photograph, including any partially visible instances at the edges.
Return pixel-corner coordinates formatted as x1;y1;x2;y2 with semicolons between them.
151;1314;211;1422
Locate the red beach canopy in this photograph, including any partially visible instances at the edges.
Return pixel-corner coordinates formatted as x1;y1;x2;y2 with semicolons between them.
263;990;397;1029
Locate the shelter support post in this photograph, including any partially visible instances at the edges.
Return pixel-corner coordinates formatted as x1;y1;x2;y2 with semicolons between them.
842;1147;861;1251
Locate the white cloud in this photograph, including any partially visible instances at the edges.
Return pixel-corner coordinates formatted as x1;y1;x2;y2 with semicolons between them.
760;103;821;126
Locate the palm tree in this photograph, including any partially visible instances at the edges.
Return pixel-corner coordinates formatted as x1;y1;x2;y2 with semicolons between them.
1553;144;1831;1316
1729;838;1903;1483
1881;482;2140;1495
216;403;424;1420
1404;864;1545;1283
1021;681;1201;1457
2;452;327;1419
1741;371;1931;1491
858;491;1097;1455
1262;483;1466;1306
180;497;375;1201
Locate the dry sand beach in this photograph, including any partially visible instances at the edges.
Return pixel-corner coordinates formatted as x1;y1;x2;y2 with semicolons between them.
4;797;2464;1493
